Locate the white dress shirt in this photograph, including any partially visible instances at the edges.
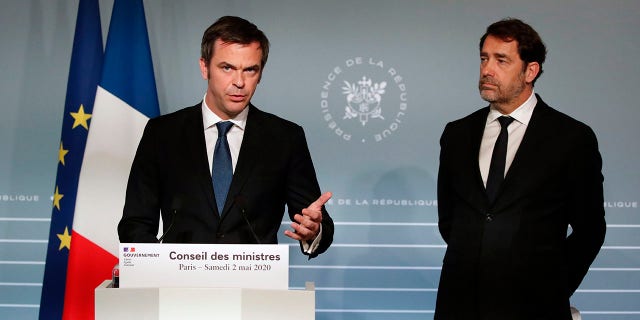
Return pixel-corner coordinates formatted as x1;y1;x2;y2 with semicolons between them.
201;94;321;253
201;95;248;173
479;92;537;186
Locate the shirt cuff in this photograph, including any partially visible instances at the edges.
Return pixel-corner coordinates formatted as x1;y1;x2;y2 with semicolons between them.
301;224;322;254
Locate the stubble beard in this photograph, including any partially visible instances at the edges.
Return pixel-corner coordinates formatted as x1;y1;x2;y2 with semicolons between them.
478;74;526;110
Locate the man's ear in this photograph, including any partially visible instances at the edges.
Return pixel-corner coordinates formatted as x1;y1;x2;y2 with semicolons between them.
199;58;209;80
525;62;540;84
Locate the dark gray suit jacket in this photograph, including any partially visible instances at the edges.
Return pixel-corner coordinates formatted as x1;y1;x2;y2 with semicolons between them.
435;95;605;319
118;103;333;258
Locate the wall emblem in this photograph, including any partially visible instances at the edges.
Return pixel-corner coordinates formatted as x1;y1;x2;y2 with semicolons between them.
320;57;408;143
342;77;387;126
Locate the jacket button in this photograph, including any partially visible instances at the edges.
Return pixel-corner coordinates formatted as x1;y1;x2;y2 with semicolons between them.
485;214;494;222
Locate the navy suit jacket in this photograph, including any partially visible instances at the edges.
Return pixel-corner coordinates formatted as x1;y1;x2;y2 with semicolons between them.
435;95;605;319
118;103;333;258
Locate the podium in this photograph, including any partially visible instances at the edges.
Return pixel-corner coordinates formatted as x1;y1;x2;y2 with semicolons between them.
97;244;314;319
95;280;315;320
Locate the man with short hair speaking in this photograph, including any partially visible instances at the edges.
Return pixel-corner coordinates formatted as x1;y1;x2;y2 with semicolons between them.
119;16;333;258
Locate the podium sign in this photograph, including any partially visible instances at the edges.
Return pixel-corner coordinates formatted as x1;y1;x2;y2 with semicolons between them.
119;243;289;289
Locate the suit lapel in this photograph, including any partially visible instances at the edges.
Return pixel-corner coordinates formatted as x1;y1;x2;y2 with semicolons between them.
463;108;493;208
494;98;552;210
471;109;490;192
221;105;265;217
185;104;217;214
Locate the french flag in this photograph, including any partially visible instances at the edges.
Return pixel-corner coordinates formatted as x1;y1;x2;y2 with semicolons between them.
62;0;159;319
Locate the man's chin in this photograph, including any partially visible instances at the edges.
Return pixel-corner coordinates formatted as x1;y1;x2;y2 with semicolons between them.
226;100;248;110
479;91;497;103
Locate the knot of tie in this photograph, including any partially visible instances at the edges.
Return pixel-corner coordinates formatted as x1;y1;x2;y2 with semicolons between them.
497;116;514;129
216;121;234;137
498;116;515;130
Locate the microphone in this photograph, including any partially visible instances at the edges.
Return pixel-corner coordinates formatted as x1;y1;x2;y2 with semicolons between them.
234;195;261;244
158;196;182;243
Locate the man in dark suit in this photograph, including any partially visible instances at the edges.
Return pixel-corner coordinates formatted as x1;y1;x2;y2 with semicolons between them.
118;16;333;258
435;18;606;319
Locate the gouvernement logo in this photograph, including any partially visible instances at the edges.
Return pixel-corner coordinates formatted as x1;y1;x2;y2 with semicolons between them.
320;57;407;143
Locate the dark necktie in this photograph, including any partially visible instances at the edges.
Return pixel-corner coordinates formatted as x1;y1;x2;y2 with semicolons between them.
212;121;234;214
485;116;515;204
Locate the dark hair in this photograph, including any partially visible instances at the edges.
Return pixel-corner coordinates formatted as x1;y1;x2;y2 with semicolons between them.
480;18;547;85
201;16;270;68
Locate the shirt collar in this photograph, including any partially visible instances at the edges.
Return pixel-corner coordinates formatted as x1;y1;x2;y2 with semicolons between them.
487;90;537;126
201;93;249;131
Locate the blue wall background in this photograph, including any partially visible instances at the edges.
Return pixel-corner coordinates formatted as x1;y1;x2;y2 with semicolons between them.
1;0;639;319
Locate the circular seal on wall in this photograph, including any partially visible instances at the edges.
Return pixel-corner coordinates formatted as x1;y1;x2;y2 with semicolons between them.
320;57;408;143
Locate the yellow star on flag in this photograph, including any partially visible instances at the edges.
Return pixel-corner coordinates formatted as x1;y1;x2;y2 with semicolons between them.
58;142;69;166
53;186;64;211
70;104;92;130
57;227;71;251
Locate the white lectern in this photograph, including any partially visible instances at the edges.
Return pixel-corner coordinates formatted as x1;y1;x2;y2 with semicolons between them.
96;244;315;319
95;280;315;320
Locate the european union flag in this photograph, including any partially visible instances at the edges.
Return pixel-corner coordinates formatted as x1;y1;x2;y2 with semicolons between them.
39;0;103;319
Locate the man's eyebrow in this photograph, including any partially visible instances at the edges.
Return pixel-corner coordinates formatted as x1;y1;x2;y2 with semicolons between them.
244;64;261;71
217;61;237;68
480;52;511;60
